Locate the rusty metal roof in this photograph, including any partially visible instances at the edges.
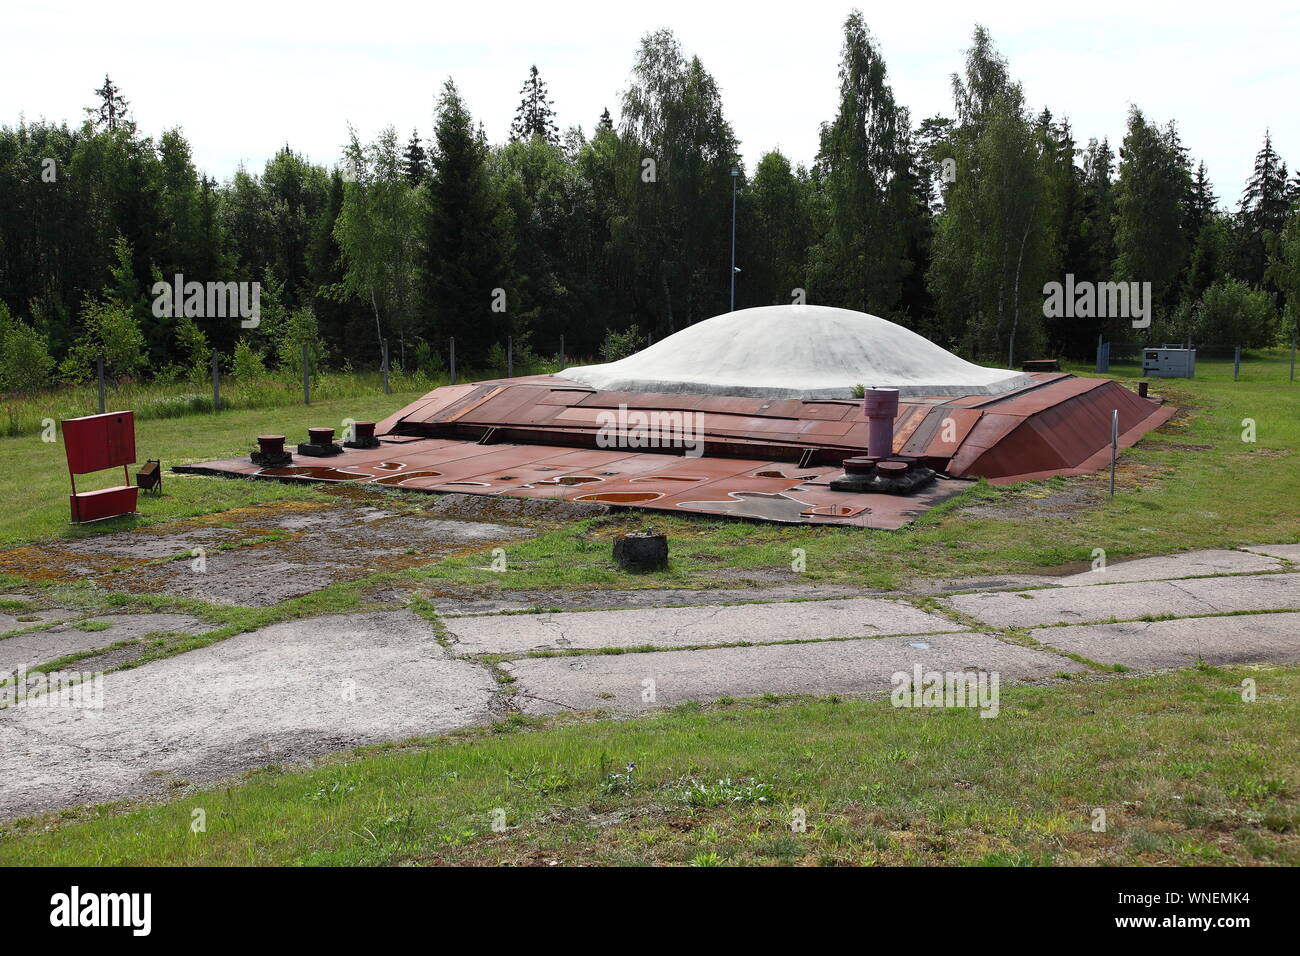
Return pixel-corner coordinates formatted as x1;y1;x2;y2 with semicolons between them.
179;372;1174;527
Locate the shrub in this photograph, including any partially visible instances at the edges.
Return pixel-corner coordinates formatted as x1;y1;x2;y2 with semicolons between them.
275;307;326;382
602;324;644;362
232;338;267;380
0;304;55;393
58;298;148;384
1192;279;1278;349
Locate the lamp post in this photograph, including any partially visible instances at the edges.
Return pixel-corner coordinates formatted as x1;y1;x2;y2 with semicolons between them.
730;167;739;311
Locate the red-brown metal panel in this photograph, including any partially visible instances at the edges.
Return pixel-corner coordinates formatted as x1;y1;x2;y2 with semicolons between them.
63;412;136;474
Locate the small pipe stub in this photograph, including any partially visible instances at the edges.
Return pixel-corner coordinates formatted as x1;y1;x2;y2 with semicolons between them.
344;420;380;450
861;387;899;459
251;433;292;467
842;456;878;476
298;426;343;458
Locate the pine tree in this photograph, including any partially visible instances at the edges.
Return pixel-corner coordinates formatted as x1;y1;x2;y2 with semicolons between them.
402;130;428;186
510;65;559;144
86;75;131;131
1238;130;1290;286
1185;160;1218;237
427;79;517;360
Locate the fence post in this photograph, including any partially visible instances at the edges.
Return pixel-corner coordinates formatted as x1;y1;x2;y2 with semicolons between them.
211;351;220;412
1109;409;1118;497
1233;345;1241;381
559;334;564;367
1291;334;1296;382
507;336;513;378
302;343;310;405
382;339;390;395
449;337;456;385
96;353;106;414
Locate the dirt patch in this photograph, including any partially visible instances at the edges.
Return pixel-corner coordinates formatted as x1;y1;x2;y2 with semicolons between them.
954;481;1104;521
1;499;536;607
426;493;608;523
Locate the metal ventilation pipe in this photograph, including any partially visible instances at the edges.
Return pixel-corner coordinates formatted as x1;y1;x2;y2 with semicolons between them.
862;387;899;459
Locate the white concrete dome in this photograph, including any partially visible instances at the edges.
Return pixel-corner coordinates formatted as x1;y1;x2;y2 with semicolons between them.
557;305;1033;398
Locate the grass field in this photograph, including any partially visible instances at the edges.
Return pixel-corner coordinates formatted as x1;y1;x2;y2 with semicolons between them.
0;353;1295;867
2;665;1294;866
1;352;1297;577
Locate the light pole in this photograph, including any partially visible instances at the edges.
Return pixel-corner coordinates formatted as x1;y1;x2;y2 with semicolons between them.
730;167;739;311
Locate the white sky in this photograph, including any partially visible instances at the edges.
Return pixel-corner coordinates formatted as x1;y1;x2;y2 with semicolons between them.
5;0;1297;209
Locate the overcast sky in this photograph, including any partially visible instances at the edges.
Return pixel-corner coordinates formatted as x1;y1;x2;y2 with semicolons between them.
6;0;1297;207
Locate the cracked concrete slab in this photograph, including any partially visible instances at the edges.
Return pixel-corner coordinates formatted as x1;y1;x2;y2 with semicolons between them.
428;583;890;616
1243;543;1300;562
1054;549;1282;585
0;613;206;674
504;632;1084;715
1035;612;1300;669
446;597;965;655
0;610;496;820
0;603;81;636
944;573;1300;628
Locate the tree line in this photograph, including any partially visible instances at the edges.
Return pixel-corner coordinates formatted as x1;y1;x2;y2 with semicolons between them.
2;13;1299;395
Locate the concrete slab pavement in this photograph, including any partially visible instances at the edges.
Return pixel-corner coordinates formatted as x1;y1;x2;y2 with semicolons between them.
0;613;206;674
1035;612;1300;669
445;597;965;655
1054;549;1282;586
943;573;1300;628
0;610;496;820
504;632;1085;715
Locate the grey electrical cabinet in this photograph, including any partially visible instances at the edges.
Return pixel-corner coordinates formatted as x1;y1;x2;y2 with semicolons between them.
1143;347;1196;378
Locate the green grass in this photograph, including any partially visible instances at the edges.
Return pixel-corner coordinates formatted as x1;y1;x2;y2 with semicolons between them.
0;387;433;548
3;353;1296;583
400;351;1299;592
2;665;1294;866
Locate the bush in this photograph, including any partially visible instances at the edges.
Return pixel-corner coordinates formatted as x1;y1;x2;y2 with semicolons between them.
275;307;326;382
0;304;55;393
232;338;267;380
1192;279;1278;349
411;339;446;376
58;297;148;384
602;324;644;362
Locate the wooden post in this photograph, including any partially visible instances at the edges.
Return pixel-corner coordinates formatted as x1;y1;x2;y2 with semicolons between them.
507;336;513;378
1233;345;1241;381
302;343;310;405
559;334;564;367
449;337;456;385
96;353;106;414
382;339;390;395
1290;334;1296;382
1109;409;1118;497
211;351;220;412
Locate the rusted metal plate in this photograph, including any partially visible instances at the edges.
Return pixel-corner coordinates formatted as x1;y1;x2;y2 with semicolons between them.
179;372;1175;526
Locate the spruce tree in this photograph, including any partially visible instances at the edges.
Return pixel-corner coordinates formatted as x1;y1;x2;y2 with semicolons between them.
86;75;131;131
510;65;559;144
1238;131;1290;286
426;79;516;360
403;130;428;186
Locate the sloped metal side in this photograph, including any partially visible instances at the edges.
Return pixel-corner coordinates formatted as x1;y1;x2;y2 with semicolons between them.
953;380;1175;482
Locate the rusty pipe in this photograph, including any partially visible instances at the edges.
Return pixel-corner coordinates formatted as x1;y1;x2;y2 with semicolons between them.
861;388;899;459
